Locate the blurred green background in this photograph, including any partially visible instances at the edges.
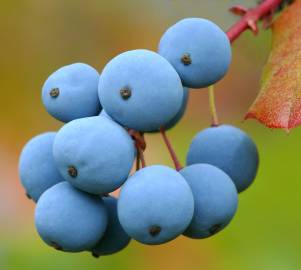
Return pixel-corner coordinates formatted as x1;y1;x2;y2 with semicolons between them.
1;0;301;269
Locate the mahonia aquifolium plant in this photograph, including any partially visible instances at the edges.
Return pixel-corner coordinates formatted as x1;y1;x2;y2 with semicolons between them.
19;0;293;258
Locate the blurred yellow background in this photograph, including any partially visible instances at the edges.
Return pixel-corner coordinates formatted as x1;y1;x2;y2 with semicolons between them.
1;0;301;269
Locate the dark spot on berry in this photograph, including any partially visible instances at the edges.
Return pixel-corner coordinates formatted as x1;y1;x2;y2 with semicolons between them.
181;53;192;65
51;241;63;251
209;224;222;235
149;225;161;237
92;252;100;258
120;87;132;100
26;193;32;200
68;166;78;178
50;88;60;98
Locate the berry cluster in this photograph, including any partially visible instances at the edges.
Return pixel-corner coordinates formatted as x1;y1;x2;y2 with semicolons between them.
19;18;259;257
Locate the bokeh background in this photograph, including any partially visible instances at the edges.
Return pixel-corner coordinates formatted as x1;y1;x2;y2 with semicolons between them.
1;0;301;269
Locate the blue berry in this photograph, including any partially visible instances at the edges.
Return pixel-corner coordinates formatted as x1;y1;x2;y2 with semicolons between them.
53;116;135;195
91;196;131;257
99;49;183;131
186;125;259;192
118;165;194;245
19;132;65;202
42;63;101;122
99;109;113;121
35;182;108;252
159;18;231;88
164;87;189;130
180;164;238;239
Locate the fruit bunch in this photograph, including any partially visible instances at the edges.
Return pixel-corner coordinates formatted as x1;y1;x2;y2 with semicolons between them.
19;18;259;257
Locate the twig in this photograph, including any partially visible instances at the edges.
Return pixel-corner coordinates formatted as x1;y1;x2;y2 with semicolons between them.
227;0;282;43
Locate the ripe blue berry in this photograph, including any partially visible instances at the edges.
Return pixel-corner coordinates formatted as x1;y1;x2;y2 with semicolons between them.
164;87;189;130
91;196;131;257
159;18;232;88
149;87;189;133
118;165;194;245
35;182;108;252
53;116;136;195
180;164;238;239
99;49;183;131
42;63;101;122
99;109;113;121
186;125;259;192
19;132;65;202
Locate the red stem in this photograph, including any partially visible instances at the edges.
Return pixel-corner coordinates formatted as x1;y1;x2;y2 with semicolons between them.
137;147;146;168
136;149;141;171
227;0;282;43
160;127;183;171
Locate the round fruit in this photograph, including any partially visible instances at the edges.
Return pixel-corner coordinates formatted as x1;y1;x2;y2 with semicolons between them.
19;132;65;202
164;87;189;130
158;18;231;88
99;109;113;121
35;182;108;252
118;165;194;245
180;164;238;239
53;116;136;195
99;49;183;131
42;63;101;122
186;125;259;192
91;196;131;257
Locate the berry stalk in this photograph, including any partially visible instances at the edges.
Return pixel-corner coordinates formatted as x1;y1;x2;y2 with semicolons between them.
160;127;183;171
137;147;146;168
136;150;141;170
208;85;219;126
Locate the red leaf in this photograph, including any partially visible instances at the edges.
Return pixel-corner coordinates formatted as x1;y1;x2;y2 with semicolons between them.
245;0;301;130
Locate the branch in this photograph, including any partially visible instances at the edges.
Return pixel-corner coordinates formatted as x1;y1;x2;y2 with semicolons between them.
227;0;282;43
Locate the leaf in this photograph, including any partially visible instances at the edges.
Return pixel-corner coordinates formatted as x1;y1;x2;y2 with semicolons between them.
245;0;301;131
